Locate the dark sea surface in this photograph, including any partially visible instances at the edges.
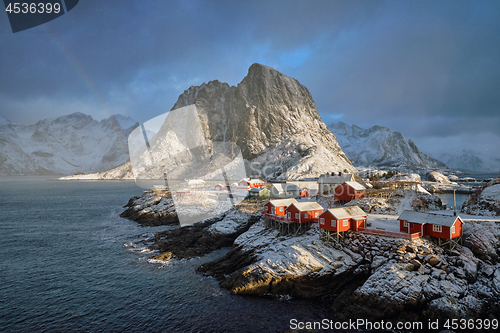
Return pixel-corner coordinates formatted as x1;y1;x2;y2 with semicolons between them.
0;177;338;333
433;192;471;211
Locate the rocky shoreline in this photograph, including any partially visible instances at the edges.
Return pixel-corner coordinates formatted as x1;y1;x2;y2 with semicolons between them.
121;190;500;325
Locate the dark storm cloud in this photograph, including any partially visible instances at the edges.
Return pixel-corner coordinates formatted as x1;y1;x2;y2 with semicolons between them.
303;1;500;139
1;0;499;157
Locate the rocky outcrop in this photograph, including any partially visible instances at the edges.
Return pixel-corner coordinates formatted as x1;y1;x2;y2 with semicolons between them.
120;190;179;227
196;219;500;322
462;180;500;216
148;210;260;260
122;189;500;322
425;170;452;184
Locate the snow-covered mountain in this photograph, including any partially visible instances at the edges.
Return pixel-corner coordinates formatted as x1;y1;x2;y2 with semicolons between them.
0;113;138;175
438;150;500;173
77;64;356;180
328;121;447;170
0;114;11;126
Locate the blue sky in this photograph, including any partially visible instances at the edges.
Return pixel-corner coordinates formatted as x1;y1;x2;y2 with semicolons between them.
1;0;499;159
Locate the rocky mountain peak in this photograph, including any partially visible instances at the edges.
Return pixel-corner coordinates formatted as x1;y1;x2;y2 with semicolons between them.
168;64;355;179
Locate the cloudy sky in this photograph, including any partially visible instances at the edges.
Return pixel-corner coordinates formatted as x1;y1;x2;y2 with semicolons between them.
1;0;499;160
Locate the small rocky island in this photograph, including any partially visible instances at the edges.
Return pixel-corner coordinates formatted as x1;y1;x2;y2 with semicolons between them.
120;178;500;324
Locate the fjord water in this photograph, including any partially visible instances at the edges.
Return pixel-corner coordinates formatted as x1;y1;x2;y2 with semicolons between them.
0;177;333;333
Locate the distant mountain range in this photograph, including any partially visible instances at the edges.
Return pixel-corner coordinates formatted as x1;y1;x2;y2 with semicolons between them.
328;121;447;171
7;64;495;178
0;113;137;175
438;150;500;173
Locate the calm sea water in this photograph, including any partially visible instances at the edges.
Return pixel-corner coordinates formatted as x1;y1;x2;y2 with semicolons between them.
0;177;337;333
433;192;471;211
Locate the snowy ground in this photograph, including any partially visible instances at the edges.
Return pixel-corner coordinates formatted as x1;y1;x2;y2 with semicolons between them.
366;214;401;233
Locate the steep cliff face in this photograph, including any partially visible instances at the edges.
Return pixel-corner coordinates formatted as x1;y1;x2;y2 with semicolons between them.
328;121;447;170
170;64;355;179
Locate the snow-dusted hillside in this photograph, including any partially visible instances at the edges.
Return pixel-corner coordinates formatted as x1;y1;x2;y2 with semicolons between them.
70;64;356;181
328;121;447;171
462;178;500;216
0;113;137;175
439;150;500;173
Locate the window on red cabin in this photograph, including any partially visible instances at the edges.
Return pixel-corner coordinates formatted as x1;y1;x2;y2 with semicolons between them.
305;213;309;218
343;220;348;227
433;225;442;232
320;218;324;225
295;213;299;219
265;206;268;211
315;212;319;217
403;221;409;227
331;220;336;227
287;212;291;218
451;226;455;234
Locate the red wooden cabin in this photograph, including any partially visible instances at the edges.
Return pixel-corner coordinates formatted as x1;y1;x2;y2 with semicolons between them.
238;178;264;189
398;210;463;240
285;202;323;224
215;184;230;191
334;181;365;202
175;189;191;198
263;198;298;216
319;206;367;232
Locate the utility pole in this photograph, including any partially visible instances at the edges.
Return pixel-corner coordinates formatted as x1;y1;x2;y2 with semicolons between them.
453;189;457;216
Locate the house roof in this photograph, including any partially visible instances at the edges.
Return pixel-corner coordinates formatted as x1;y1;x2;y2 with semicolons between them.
344;181;366;191
249;187;268;193
287;181;319;191
268;198;298;207
318;174;354;184
270;183;300;193
398;210;462;227
290;201;324;212
324;206;367;219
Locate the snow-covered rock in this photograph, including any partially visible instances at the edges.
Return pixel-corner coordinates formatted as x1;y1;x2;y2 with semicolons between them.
426;170;452;184
328;121;447;170
462;180;500;216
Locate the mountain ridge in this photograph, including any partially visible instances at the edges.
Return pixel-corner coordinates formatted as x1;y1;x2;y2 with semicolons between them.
328;121;447;170
0;113;138;175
